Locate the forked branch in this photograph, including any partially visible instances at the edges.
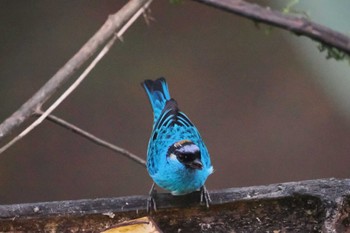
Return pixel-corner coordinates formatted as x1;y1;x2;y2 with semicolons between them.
0;0;153;158
0;0;153;143
1;0;350;163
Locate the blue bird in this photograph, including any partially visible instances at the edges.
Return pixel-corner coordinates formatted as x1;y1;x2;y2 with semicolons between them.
142;78;213;211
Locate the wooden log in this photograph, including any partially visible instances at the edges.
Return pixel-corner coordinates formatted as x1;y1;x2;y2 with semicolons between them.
0;178;349;232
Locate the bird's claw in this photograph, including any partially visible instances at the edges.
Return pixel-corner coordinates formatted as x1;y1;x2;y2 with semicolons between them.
200;185;211;208
147;183;157;213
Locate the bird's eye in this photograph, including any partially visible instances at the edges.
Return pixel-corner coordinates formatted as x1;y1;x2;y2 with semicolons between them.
178;153;193;163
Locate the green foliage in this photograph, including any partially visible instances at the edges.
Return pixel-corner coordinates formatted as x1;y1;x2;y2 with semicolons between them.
282;0;310;19
282;0;300;14
281;1;349;63
317;44;350;63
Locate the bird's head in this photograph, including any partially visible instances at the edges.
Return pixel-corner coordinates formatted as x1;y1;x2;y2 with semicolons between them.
167;140;203;170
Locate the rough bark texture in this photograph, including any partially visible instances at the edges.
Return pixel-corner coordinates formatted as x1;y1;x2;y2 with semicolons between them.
0;178;349;232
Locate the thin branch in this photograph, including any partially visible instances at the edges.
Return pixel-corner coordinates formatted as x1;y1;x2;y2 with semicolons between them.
0;0;153;154
0;0;153;142
193;0;350;56
40;112;146;167
0;34;117;154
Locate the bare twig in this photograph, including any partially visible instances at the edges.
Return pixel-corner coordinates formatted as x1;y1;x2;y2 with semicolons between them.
0;0;153;142
39;113;146;167
193;0;350;56
0;0;153;154
0;34;118;154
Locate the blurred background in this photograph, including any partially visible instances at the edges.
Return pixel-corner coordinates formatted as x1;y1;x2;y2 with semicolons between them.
0;0;349;205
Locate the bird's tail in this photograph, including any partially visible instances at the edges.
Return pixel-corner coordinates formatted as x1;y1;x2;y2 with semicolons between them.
142;77;171;124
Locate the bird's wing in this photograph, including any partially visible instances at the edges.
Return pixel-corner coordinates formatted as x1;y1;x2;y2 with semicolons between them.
152;99;193;136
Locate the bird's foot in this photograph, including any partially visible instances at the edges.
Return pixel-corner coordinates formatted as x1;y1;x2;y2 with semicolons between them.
200;185;211;208
147;183;157;213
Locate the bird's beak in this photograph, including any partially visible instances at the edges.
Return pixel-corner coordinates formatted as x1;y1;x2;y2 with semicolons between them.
188;158;203;170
